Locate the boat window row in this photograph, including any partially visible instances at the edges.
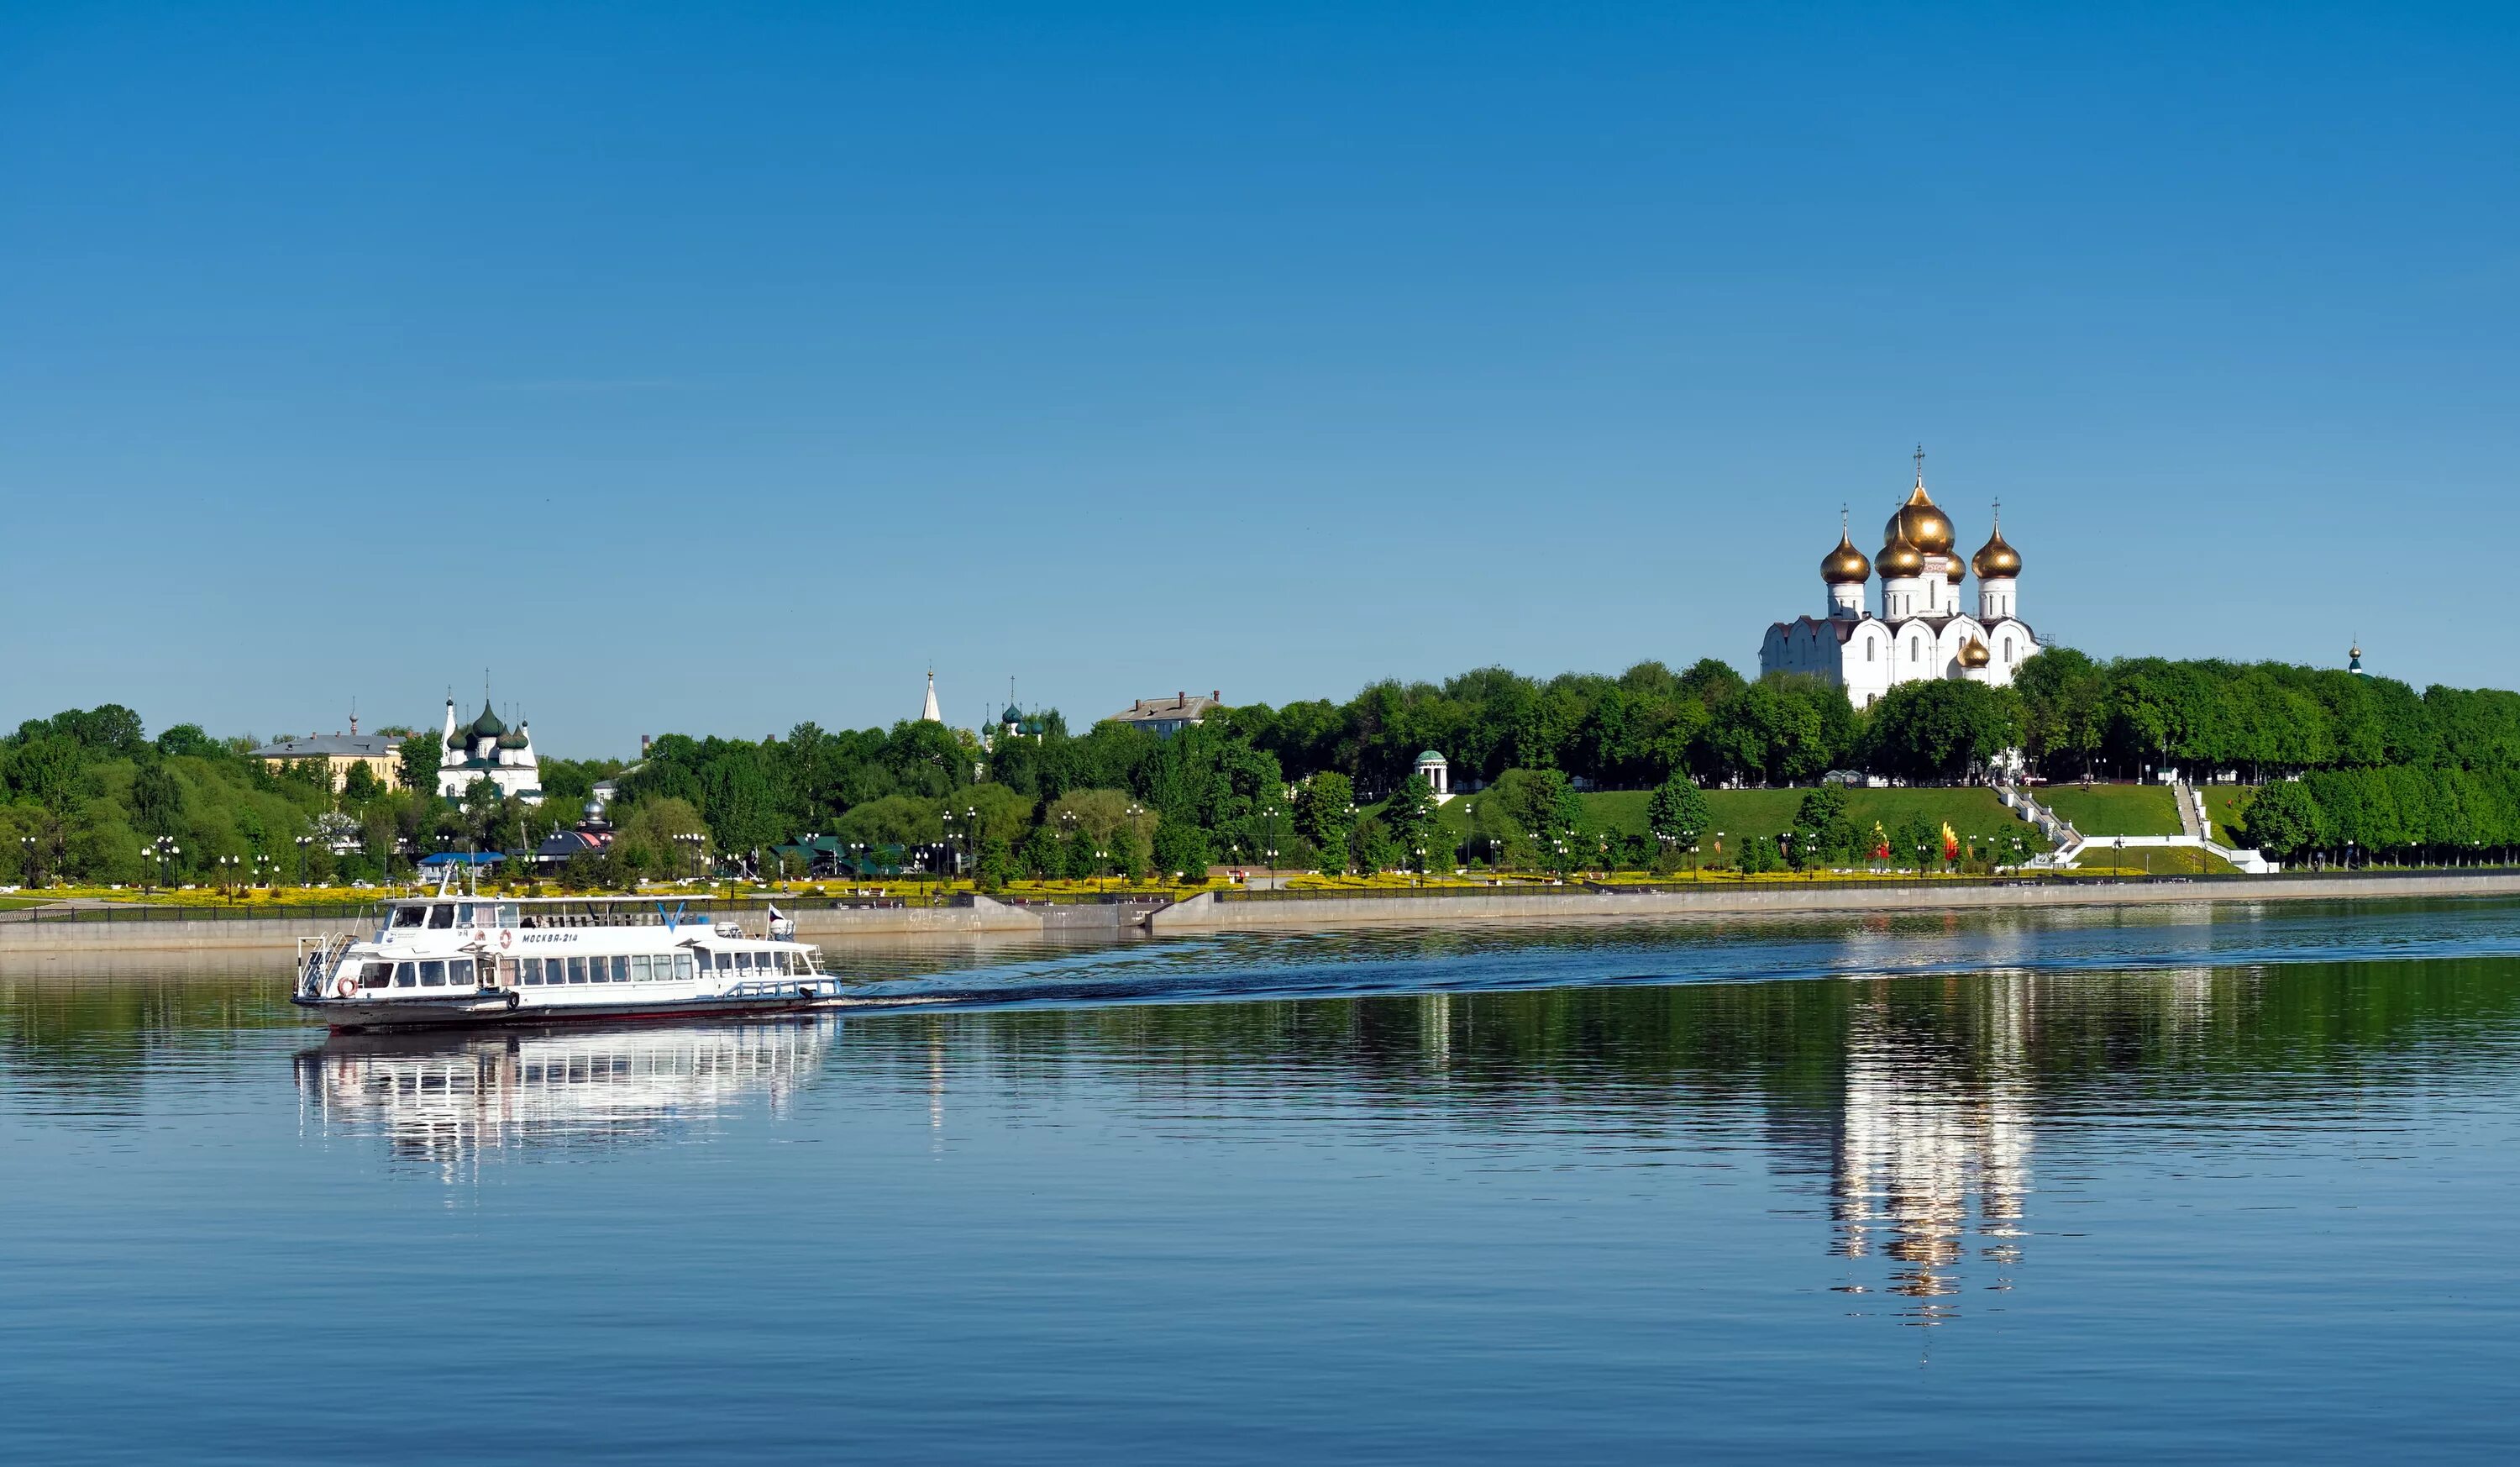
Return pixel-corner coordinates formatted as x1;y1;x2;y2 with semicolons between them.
518;954;699;986
359;959;478;990
708;949;811;975
388;902;741;932
391;903;525;931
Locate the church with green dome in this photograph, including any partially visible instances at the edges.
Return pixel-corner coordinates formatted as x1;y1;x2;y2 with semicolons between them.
433;696;544;805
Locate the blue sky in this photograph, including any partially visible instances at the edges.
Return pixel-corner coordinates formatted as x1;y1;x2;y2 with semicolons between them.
4;3;2515;756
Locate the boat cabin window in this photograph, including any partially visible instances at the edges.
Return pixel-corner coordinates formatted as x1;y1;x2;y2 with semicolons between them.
419;960;447;987
715;951;734;972
360;962;393;990
521;958;543;986
427;905;456;930
733;951;753;972
454;904;475;926
567;957;589;985
610;956;630;983
496;903;521;926
391;906;428;929
450;959;475;986
675;954;696;981
393;962;417;987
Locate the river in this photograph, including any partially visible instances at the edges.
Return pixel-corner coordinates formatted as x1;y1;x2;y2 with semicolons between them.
7;897;2520;1463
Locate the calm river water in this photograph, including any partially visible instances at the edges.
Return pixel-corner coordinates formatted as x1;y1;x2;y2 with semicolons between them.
8;899;2520;1463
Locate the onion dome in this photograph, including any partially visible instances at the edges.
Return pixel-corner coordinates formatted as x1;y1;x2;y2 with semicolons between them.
1960;636;1992;669
469;702;507;739
1945;554;1966;585
1877;529;1924;579
1001;704;1024;726
1884;481;1956;556
1973;506;2022;579
497;731;529;749
1820;527;1872;584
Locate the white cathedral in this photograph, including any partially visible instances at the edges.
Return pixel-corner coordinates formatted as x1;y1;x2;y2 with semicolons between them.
1759;453;2039;707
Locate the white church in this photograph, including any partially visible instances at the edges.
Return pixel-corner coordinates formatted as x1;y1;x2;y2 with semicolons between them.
434;697;544;804
1759;451;2040;707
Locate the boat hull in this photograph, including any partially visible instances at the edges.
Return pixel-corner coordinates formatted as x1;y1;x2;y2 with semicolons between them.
292;990;851;1033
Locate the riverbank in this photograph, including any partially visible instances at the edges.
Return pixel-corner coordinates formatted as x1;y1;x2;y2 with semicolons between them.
7;871;2520;957
1148;870;2520;931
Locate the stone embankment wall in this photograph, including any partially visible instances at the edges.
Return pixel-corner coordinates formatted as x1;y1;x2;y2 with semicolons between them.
9;875;2520;956
1147;872;2520;932
0;895;1159;956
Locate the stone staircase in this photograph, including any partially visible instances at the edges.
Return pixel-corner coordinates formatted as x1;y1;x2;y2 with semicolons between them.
2002;777;2282;875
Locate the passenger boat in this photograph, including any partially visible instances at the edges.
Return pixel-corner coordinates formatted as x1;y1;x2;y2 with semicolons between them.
291;882;840;1032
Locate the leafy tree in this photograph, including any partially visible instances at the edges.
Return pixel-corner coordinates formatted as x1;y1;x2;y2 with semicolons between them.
397;734;443;797
2248;776;2318;857
1866;681;2024;782
1349;817;1402;875
1646;775;1709;860
1295;772;1357;873
1383;774;1441;873
129;760;184;836
1152;817;1211;879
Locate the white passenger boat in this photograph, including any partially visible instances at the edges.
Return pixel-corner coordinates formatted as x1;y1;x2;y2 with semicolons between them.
291;884;839;1032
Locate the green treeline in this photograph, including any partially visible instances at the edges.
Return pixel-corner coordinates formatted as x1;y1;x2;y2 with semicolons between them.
8;650;2520;885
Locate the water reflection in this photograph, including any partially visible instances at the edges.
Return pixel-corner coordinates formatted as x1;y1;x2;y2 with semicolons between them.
1830;978;2036;1319
293;1020;832;1170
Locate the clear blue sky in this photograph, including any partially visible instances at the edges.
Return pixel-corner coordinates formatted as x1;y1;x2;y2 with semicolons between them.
5;3;2514;756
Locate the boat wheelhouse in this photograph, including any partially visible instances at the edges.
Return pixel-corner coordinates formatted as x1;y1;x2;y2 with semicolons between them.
292;887;837;1032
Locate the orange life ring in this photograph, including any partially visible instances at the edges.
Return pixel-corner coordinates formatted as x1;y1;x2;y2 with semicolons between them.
333;974;357;998
499;929;512;949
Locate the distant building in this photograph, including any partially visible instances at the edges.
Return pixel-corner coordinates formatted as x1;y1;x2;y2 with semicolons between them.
2349;642;2370;676
435;697;543;805
1108;690;1220;739
1760;449;2040;707
533;801;614;865
921;670;943;723
249;720;403;792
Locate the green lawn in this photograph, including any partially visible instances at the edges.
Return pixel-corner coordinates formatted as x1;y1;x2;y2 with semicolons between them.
2071;844;2241;876
2040;783;2184;837
0;896;51;910
2193;785;2259;846
1436;786;2045;852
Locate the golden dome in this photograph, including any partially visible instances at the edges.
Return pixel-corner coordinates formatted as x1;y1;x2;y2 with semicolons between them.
1972;513;2021;578
1884;481;1956;556
1821;528;1871;584
1959;636;1992;669
1945;554;1966;584
1877;530;1924;579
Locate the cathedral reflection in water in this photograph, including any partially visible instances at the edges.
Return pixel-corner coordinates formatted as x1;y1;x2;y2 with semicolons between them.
1827;975;2036;1322
293;1019;833;1170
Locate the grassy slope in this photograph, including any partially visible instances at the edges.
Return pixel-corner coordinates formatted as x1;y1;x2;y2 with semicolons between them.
1436;786;2045;850
2194;785;2260;846
2040;783;2184;837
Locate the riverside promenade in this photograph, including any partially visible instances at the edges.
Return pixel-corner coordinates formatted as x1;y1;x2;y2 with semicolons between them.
8;872;2520;958
1147;870;2520;932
